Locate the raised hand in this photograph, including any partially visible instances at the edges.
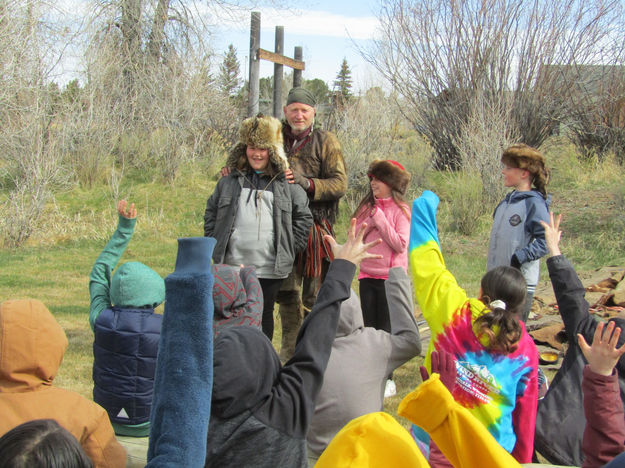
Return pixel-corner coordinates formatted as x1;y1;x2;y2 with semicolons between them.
539;212;562;257
578;320;625;376
419;350;457;392
117;200;137;219
324;218;382;267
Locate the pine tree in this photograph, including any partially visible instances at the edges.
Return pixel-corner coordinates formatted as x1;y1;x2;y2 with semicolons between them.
333;58;353;104
219;44;241;97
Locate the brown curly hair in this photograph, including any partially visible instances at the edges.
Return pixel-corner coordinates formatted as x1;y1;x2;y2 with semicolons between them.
474;266;526;353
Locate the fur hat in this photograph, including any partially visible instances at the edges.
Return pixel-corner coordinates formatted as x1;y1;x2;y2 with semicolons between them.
501;144;546;173
367;160;411;195
501;144;550;196
226;114;289;173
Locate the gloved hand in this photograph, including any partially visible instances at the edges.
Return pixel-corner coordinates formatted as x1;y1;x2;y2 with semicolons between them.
419;350;457;392
510;254;521;269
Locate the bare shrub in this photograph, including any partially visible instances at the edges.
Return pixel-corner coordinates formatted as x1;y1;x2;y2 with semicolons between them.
561;65;625;162
80;2;242;183
330;88;432;214
456;91;517;206
364;0;622;170
442;170;486;236
0;1;77;247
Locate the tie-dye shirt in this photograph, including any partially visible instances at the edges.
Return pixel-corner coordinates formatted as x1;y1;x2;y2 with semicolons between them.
409;191;538;463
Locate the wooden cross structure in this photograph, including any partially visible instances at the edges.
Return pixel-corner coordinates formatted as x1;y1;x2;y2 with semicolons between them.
248;11;306;118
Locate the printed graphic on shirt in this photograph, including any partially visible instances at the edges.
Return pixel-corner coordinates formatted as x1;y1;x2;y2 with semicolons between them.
455;360;501;405
431;302;532;451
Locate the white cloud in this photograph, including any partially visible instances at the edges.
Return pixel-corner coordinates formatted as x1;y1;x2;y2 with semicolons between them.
256;9;379;40
214;7;379;41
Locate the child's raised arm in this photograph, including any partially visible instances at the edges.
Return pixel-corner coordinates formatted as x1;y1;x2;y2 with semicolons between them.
539;212;562;257
117;199;137;219
88;200;138;329
578;321;625;377
578;320;625;467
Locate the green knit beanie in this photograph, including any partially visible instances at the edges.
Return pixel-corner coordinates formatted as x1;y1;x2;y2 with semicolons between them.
286;87;316;107
110;261;165;308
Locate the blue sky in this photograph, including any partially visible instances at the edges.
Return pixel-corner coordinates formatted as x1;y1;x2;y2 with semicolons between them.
201;0;383;93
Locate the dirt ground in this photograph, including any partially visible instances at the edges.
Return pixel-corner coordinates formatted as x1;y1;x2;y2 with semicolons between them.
529;265;625;378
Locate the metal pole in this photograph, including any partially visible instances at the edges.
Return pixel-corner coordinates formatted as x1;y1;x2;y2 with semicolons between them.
293;46;303;88
273;26;284;118
248;11;260;117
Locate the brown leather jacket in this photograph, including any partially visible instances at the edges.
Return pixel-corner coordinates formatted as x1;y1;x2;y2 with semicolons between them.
283;127;347;225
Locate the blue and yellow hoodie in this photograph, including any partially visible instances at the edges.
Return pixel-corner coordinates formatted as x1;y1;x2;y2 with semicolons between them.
409;191;538;463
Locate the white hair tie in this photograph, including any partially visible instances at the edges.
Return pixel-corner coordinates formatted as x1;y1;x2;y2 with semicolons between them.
490;300;506;310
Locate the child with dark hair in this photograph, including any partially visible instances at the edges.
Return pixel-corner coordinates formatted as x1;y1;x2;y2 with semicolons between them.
204;114;313;340
487;143;551;322
0;419;93;468
205;219;381;467
89;200;164;437
409;191;538;464
535;213;625;467
353;159;411;397
0;299;126;467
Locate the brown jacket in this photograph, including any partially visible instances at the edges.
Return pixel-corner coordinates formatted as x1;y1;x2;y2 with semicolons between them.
284;127;347;225
0;299;126;468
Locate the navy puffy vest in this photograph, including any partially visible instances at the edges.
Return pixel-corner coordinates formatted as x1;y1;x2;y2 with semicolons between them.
93;307;162;426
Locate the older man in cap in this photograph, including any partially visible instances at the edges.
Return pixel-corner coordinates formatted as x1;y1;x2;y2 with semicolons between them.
278;87;347;360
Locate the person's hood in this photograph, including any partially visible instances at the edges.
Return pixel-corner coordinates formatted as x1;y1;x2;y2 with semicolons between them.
0;299;68;392
211;265;263;336
505;189;551;206
110;261;165;308
314;412;428;467
335;289;364;338
211;326;280;418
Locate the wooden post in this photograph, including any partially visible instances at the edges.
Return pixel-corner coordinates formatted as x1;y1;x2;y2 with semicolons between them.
247;13;305;115
273;26;284;119
248;11;260;117
293;46;303;88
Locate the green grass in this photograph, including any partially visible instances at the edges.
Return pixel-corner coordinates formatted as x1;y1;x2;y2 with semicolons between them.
1;139;624;430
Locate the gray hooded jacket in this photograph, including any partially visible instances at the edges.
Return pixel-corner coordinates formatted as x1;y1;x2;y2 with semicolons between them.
306;267;422;457
487;189;550;290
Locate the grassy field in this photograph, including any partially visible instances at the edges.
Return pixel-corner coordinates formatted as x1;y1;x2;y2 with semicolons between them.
1;137;625;428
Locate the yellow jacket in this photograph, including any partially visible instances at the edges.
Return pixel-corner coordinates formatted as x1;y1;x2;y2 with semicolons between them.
316;375;521;468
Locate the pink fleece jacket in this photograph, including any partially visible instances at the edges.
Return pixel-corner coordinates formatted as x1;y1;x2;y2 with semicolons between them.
355;197;410;280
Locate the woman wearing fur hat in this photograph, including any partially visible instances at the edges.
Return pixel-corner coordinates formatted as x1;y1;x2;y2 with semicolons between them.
352;160;411;397
487;144;551;323
204;114;313;340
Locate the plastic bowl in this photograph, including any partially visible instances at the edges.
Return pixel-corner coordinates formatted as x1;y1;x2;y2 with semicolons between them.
539;351;559;365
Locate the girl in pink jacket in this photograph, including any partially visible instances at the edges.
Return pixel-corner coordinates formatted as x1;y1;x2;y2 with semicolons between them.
353;160;411;395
